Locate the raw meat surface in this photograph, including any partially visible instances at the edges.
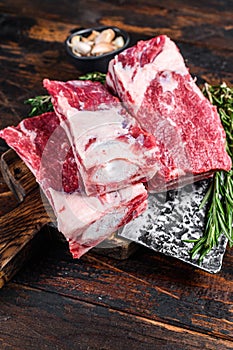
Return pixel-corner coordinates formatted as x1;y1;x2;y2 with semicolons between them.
0;112;79;194
50;183;147;258
0;112;148;258
43;79;160;195
106;35;232;191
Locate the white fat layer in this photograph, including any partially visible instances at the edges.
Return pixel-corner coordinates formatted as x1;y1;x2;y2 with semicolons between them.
83;141;148;169
69;80;91;87
56;93;158;193
92;160;139;183
106;66;116;91
169;168;186;178
49;183;145;239
158;72;178;93
113;37;187;112
166;117;177;127
68;108;127;137
57;92;78;118
81;211;125;242
187;79;205;100
151;38;187;75
20;121;38;144
64;108;155;169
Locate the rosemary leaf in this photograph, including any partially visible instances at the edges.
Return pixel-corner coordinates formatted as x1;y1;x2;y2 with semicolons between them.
188;82;233;262
25;95;53;116
79;72;106;84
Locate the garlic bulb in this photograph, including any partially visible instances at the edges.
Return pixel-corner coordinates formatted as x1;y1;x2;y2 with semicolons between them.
68;28;125;57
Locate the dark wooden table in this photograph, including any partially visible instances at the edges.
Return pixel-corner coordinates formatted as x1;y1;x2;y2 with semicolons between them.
0;1;233;349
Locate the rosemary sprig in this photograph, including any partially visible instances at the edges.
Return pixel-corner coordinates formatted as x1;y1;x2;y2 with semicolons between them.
188;82;233;261
24;95;53;116
79;71;106;84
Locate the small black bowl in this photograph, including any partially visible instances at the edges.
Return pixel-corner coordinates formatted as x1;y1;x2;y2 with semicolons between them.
65;26;130;73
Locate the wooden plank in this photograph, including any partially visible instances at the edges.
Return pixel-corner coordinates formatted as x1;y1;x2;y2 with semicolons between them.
1;149;37;202
0;9;232;132
0;1;232;52
0;150;51;287
0;171;18;216
0;1;231;348
0;283;232;350
0;187;50;288
13;241;233;341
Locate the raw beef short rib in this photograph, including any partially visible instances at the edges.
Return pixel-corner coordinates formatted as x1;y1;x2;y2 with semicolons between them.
0;112;148;258
43;79;160;196
106;35;232;191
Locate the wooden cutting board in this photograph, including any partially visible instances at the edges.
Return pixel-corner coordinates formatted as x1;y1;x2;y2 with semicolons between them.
0;149;51;288
0;149;137;288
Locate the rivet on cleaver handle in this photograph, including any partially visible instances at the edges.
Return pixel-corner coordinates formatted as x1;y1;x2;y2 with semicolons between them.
0;149;52;288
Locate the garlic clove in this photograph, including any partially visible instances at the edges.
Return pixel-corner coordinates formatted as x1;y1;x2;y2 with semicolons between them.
72;50;82;57
113;36;125;48
68;35;81;47
81;36;91;43
72;41;92;56
81;39;94;48
86;30;99;42
91;42;115;55
94;29;115;44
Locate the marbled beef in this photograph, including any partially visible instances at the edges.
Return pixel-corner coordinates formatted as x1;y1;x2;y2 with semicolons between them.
106;35;232;191
43;79;160;195
0;112;148;258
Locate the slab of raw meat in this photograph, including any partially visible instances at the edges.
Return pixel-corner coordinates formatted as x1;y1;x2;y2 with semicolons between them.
49;184;147;258
0;112;148;258
43;79;160;196
106;35;232;192
0;112;79;194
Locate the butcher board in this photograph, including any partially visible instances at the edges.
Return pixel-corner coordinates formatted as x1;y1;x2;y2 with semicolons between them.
0;149;50;287
0;149;229;289
0;149;137;288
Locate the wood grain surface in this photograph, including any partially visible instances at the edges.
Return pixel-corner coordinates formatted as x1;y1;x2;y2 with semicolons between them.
0;150;50;288
1;149;37;201
0;282;232;350
0;0;232;349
